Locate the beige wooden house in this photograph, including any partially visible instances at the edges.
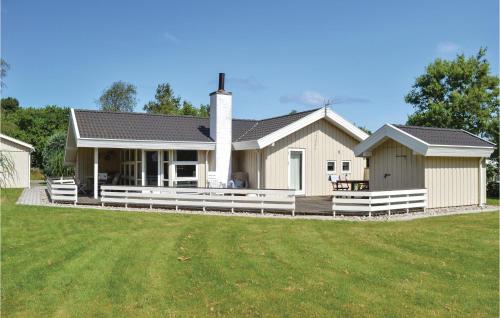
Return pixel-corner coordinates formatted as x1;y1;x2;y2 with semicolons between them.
64;74;369;198
354;124;495;208
0;134;34;188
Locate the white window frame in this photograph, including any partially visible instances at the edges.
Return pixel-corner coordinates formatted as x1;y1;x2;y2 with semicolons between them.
288;148;305;195
341;160;351;174
172;150;199;186
326;160;336;174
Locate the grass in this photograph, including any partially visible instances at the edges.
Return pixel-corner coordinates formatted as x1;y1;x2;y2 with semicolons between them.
30;168;44;181
2;189;499;317
487;196;499;206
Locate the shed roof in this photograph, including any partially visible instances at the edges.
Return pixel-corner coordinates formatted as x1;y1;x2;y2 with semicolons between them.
393;125;495;147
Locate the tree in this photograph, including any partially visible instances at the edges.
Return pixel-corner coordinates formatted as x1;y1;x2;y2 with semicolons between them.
405;48;499;179
98;81;137;112
1;105;70;168
1;97;20;113
357;126;372;135
144;83;181;115
42;131;74;177
289;110;298;115
1;59;9;88
144;83;209;117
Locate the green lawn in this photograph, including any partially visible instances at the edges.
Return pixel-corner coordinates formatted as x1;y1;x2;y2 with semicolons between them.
487;196;499;206
2;189;499;317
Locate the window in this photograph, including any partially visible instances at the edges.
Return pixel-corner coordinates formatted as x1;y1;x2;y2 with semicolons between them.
341;160;351;173
366;158;370;168
176;150;197;162
326;160;336;174
176;165;196;178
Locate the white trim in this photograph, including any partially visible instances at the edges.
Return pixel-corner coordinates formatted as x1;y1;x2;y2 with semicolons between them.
0;133;34;151
141;150;146;186
354;124;494;158
233;107;369;150
70;108;81;139
93;148;98;199
257;150;261;189
340;160;351;174
288;148;305;195
326;160;336;174
77;138;215;150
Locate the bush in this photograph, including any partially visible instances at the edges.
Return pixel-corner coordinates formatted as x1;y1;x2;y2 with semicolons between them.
487;181;499;198
42;131;73;177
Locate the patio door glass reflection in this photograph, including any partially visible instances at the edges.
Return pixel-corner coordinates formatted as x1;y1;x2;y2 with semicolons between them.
145;151;158;186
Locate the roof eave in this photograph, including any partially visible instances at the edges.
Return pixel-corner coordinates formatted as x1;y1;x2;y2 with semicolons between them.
76;138;216;150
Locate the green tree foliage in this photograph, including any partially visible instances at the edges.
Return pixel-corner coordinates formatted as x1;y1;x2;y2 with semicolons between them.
1;105;70;168
289;110;298;115
42;131;74;177
1;97;20;113
357;126;372;135
144;83;209;117
98;81;137;112
405;48;499;177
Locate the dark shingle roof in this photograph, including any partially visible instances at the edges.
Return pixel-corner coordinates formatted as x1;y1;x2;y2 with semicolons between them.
74;108;319;143
393;125;495;147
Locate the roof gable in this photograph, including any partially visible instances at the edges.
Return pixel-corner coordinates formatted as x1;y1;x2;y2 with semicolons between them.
0;133;34;151
354;124;494;158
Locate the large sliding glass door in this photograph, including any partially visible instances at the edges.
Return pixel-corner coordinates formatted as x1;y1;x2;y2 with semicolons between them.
145;151;159;186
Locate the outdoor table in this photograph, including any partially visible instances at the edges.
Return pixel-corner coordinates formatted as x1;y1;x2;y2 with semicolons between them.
335;180;369;191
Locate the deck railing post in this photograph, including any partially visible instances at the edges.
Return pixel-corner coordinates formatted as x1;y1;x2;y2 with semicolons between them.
125;189;128;208
231;193;234;213
406;193;410;213
332;193;336;217
388;195;391;217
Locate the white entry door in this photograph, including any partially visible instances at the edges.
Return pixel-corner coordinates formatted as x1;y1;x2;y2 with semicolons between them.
289;149;305;195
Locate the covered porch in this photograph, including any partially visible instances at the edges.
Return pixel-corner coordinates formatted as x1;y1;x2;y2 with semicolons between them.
74;148;210;199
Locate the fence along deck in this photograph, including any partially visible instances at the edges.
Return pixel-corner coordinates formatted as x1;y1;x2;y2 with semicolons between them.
47;177;78;204
101;186;296;215
332;189;427;217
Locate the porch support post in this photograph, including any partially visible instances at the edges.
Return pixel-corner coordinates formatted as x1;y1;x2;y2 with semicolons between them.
256;150;261;189
141;150;146;186
93;147;98;199
157;150;162;187
205;150;209;187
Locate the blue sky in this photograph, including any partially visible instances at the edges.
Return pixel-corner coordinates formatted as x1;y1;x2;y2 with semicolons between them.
2;0;498;131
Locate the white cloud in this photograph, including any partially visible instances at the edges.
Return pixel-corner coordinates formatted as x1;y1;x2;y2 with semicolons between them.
162;31;179;43
228;76;266;91
280;91;370;107
280;90;329;106
436;41;461;56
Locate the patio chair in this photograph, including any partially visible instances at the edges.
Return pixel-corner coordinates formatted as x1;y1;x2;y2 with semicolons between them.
231;171;249;189
74;176;87;194
110;172;121;185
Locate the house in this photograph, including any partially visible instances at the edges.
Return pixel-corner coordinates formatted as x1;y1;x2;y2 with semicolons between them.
64;74;369;198
354;124;495;208
0;133;34;188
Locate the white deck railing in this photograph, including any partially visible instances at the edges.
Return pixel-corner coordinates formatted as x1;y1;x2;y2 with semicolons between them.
332;189;427;217
100;186;296;215
47;177;78;204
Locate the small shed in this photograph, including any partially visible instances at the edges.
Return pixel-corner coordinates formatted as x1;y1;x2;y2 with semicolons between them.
0;134;34;188
354;125;495;209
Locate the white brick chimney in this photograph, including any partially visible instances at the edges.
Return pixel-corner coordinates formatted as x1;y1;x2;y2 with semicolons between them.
209;73;232;186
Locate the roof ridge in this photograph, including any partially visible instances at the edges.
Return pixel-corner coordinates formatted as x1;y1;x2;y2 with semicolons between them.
236;121;261;142
393;124;463;132
258;108;321;122
74;109;210;120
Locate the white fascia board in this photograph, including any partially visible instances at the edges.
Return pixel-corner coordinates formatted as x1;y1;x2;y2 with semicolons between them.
70;108;81;139
425;145;494;157
76;138;215;150
0;133;34;151
232;140;259;150
354;124;429;156
257;108;325;149
325;108;369;141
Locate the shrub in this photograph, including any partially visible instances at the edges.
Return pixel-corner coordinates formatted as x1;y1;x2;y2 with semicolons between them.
486;181;499;198
42;131;73;177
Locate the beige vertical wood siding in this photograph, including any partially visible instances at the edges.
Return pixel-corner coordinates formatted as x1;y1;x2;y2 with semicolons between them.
370;140;425;190
424;157;480;208
262;119;365;196
0;138;31;188
197;150;207;187
233;150;263;189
